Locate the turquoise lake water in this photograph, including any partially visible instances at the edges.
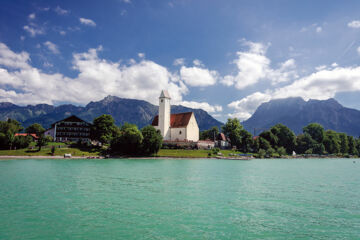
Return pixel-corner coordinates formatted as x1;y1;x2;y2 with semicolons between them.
0;158;359;239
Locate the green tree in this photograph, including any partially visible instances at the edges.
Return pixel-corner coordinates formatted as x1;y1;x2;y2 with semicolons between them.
257;137;272;151
323;130;340;154
222;118;243;149
140;125;163;155
303;123;325;143
239;129;253;153
347;136;358;156
0;119;23;149
277;146;287;156
36;135;51;151
200;126;219;140
338;133;349;154
91;114;118;144
296;133;316;154
259;130;278;147
25;123;45;136
13;135;32;149
270;124;296;154
111;123;143;155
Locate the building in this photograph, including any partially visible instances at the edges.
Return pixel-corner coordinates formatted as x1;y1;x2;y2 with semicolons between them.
152;90;199;142
215;133;231;149
197;140;215;149
44;115;91;142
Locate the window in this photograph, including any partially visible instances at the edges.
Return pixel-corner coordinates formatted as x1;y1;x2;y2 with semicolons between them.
179;130;182;135
161;99;163;103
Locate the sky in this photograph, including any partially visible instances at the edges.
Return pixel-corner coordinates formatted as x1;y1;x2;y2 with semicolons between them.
1;0;360;122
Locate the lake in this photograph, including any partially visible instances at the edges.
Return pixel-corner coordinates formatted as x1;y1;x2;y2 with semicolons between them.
0;158;359;239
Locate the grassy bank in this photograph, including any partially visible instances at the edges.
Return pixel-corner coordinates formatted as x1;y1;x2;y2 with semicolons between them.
0;145;101;157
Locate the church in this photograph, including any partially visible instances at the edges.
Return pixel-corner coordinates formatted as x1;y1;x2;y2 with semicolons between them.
152;90;199;142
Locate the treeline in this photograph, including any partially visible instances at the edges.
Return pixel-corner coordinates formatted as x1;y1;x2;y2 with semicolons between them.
0;119;51;150
202;118;360;157
91;115;162;155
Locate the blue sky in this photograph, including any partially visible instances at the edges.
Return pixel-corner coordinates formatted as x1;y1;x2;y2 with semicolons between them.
1;0;360;122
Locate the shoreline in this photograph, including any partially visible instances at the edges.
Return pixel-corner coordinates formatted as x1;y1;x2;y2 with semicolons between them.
0;155;357;160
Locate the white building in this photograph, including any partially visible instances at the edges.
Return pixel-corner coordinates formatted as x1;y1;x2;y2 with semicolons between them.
152;90;199;142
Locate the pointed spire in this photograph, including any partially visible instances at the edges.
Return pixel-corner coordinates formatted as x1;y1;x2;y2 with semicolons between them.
160;90;171;99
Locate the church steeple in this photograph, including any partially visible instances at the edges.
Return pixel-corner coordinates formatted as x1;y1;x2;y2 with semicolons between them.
159;90;171;140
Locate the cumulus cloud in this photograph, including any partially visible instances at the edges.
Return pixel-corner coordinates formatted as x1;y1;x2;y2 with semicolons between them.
316;26;322;33
193;59;204;67
228;64;360;120
228;92;271;120
220;40;297;88
23;24;44;37
0;43;188;105
44;41;60;54
28;13;36;20
180;101;222;113
180;66;218;87
348;20;360;28
0;43;30;69
138;52;145;58
79;18;96;27
173;58;185;66
55;6;69;15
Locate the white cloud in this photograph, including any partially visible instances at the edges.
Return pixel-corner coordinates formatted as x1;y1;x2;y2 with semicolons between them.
0;43;188;106
138;53;145;58
121;0;131;3
193;59;203;67
228;64;360;120
28;13;36;20
228;92;271;120
180;66;218;87
59;30;66;36
316;26;322;33
348;20;360;28
173;58;185;66
180;101;222;113
0;43;30;69
221;40;297;88
23;25;44;37
55;6;69;15
79;18;96;27
44;41;60;54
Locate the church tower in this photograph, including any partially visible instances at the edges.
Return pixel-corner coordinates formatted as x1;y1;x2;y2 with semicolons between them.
159;90;171;140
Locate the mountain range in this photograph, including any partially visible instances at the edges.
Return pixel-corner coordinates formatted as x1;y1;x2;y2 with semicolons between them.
0;96;223;131
243;97;360;137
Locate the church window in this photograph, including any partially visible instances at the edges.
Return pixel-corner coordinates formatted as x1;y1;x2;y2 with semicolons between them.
179;131;182;135
161;99;163;103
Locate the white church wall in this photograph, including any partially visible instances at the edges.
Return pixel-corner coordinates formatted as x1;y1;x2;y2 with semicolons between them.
170;127;187;141
186;114;199;142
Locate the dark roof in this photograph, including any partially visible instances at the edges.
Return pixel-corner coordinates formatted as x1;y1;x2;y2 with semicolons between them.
152;112;193;128
52;115;91;127
217;133;227;141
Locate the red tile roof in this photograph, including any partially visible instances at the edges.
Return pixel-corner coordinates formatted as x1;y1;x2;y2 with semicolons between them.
15;133;39;139
152;112;193;128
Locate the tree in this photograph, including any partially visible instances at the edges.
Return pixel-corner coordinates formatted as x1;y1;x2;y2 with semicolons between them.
296;133;316;154
239;129;253;153
338;133;349;154
0;119;23;149
270;124;296;154
37;135;51;151
91;114;118;144
222;118;243;149
140;125;162;155
277;146;287;156
111;123;143;155
257;137;272;151
323;130;340;154
25;123;45;136
259;130;278;147
200;126;219;140
303;123;325;143
348;136;358;156
13;135;32;149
